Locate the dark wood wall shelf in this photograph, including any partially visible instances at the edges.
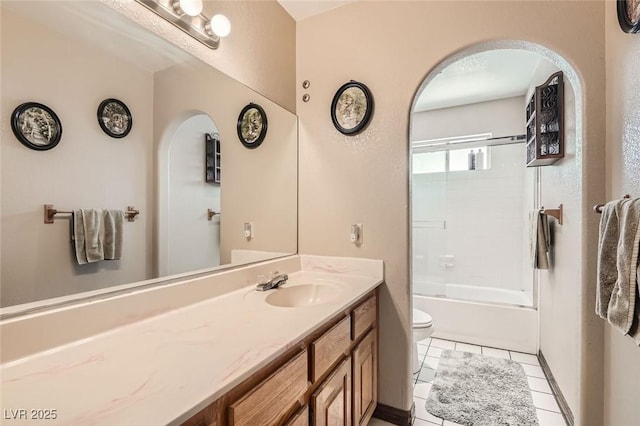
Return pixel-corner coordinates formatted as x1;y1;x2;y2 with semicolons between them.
526;71;564;167
205;133;221;184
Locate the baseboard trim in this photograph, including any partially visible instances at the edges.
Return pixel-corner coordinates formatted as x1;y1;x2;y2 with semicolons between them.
373;402;414;426
538;350;574;426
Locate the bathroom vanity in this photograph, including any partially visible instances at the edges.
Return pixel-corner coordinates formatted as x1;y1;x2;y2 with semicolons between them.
184;290;377;426
0;255;382;425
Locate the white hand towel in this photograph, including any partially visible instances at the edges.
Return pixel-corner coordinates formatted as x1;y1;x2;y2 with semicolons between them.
103;209;124;260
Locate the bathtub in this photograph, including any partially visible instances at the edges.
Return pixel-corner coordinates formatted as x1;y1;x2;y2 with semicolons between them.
415;280;533;307
413;281;538;353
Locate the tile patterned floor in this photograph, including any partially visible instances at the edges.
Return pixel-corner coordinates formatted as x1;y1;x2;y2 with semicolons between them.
368;337;567;426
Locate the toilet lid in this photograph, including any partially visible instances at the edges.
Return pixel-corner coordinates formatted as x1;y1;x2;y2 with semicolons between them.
413;309;433;327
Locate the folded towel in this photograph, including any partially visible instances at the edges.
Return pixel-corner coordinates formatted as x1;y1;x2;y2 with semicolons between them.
529;210;550;269
596;198;640;340
82;209;104;263
73;209;124;265
103;209;124;260
73;210;87;265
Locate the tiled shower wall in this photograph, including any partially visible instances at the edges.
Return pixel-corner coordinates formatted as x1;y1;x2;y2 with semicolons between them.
412;143;535;293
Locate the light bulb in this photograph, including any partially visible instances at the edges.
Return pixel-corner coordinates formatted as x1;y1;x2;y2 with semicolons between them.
174;0;202;17
210;14;231;37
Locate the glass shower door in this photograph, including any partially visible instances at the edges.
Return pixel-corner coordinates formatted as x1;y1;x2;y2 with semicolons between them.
411;153;448;297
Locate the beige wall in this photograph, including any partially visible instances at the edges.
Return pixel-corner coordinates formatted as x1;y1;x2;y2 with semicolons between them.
604;3;640;425
296;0;605;417
102;0;297;112
0;9;154;306
153;60;298;266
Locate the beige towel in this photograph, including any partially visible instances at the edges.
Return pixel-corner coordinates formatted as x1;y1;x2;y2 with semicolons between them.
529;210;550;269
73;209;124;264
83;209;104;263
596;198;640;342
73;210;87;265
103;209;124;260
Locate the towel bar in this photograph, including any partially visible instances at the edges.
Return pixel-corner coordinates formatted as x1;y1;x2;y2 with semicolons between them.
593;195;631;213
541;204;563;225
207;209;220;221
44;204;140;224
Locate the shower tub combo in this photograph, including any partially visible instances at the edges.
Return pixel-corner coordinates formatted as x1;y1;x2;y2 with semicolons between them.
413;277;538;354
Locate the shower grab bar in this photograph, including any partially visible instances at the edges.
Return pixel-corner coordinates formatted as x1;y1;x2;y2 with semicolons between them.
593;195;631;213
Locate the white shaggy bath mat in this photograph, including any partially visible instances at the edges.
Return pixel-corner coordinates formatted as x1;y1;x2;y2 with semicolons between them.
425;350;539;425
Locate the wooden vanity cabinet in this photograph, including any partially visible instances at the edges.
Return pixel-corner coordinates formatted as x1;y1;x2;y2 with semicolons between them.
181;290;378;426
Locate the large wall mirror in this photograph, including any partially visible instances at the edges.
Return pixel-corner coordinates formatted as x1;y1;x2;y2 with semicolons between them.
0;1;298;312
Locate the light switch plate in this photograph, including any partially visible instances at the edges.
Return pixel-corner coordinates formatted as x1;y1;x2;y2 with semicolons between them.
351;223;363;245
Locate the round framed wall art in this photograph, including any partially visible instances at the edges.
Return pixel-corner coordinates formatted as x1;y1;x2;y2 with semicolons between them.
618;0;640;33
330;80;374;136
11;102;63;151
97;98;132;138
237;103;268;149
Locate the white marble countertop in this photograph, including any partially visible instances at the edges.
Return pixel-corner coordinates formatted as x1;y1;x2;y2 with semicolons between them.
1;265;382;425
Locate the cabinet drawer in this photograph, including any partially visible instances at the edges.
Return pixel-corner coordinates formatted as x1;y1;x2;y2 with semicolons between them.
311;316;351;382
229;350;308;426
351;294;376;341
285;406;309;426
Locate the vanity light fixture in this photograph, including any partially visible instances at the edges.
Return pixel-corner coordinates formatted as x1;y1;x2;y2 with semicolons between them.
135;0;230;49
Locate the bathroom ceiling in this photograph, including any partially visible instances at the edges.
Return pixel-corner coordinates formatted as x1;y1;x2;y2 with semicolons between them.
414;50;549;112
277;0;356;21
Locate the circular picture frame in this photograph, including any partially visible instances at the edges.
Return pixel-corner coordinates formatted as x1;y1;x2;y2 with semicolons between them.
11;102;63;151
97;98;132;138
237;103;268;149
618;0;640;33
331;80;374;136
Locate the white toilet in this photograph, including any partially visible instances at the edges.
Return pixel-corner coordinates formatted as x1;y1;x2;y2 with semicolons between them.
413;308;434;373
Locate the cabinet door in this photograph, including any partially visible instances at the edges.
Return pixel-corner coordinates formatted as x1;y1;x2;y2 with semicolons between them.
311;357;352;426
352;330;377;426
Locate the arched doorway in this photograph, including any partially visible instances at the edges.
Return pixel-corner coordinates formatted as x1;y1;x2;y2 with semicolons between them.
157;112;221;277
409;40;584;424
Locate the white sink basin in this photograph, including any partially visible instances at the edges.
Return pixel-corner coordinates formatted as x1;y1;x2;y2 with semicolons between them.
265;283;342;308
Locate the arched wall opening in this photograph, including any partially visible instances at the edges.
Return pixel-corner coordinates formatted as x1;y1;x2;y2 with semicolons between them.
157;111;221;277
409;39;592;424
